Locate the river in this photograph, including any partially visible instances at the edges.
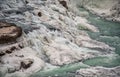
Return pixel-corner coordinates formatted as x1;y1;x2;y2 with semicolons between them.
30;7;120;77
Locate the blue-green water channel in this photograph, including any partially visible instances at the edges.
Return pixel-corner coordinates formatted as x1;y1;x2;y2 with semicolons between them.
79;7;120;67
31;63;89;77
30;7;120;77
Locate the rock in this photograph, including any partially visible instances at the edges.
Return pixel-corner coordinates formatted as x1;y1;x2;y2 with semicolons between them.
76;66;120;77
75;35;114;52
0;0;119;77
0;51;5;56
0;42;25;57
59;0;68;9
43;37;95;66
76;0;120;22
21;58;34;69
38;12;42;17
75;17;99;32
110;1;120;21
0;47;45;77
5;50;12;54
0;21;22;44
25;0;29;4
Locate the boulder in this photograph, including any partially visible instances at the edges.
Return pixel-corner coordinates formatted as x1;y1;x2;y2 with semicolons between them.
21;58;34;69
0;21;22;44
59;0;68;9
0;47;45;77
76;66;120;77
43;37;95;66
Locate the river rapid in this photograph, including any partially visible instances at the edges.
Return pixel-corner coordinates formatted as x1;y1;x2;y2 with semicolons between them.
30;7;120;77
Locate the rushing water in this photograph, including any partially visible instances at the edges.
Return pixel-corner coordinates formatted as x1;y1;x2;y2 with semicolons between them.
31;63;89;77
31;7;120;77
87;12;120;55
78;7;120;68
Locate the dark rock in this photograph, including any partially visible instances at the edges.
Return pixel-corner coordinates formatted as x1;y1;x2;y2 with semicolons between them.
59;0;68;9
5;50;12;54
25;0;29;4
0;21;22;44
21;58;34;69
18;44;24;49
10;46;16;51
0;51;5;56
38;12;42;17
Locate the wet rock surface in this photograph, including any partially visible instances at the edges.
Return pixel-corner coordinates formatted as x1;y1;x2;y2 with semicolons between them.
43;37;95;66
76;66;120;77
0;21;22;44
59;0;68;9
77;0;120;22
0;47;45;77
0;0;119;77
21;58;34;69
110;1;120;21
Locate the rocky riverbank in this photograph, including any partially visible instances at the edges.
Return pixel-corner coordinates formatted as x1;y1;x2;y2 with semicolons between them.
75;0;120;22
76;66;120;77
0;0;120;77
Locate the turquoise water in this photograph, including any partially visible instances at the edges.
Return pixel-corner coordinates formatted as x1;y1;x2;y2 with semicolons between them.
87;12;120;55
30;63;89;77
31;7;120;77
78;7;120;67
83;56;120;67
